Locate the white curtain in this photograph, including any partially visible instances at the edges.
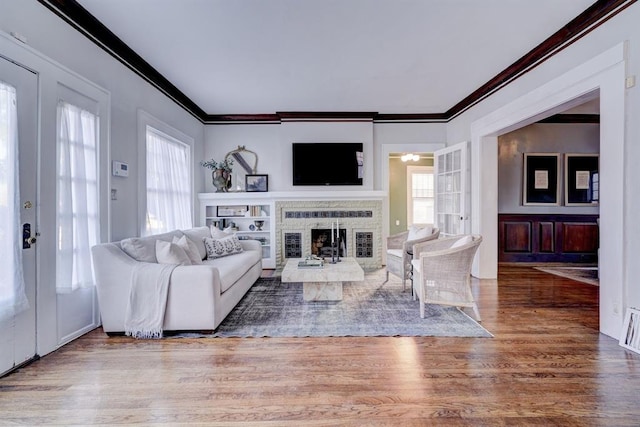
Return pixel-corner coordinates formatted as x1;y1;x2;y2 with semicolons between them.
0;81;29;321
56;101;99;293
145;127;192;235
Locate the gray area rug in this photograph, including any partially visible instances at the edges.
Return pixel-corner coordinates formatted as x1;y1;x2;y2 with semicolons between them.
178;273;492;338
534;266;599;286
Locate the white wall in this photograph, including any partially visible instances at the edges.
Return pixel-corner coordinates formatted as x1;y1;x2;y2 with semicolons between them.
446;2;640;338
204;120;446;193
0;0;206;241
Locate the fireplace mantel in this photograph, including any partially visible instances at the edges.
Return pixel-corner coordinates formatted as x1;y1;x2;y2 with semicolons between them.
199;190;386;202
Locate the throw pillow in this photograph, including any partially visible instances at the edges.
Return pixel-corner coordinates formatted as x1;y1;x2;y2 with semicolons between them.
203;235;244;259
172;235;203;265
407;224;433;241
451;235;473;248
210;226;233;240
155;240;192;265
181;226;210;260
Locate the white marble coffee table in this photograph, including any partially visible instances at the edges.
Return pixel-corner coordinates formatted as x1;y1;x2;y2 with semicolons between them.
281;257;365;301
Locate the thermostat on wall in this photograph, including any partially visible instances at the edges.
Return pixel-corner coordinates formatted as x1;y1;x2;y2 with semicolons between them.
112;161;129;177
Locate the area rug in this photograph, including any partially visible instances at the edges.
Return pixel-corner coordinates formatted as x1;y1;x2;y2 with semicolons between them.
175;273;492;338
534;266;599;286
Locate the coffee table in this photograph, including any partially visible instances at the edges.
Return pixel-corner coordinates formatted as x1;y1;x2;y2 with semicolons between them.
281;257;365;301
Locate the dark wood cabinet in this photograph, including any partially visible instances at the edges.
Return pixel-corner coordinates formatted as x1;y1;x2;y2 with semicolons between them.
499;214;599;263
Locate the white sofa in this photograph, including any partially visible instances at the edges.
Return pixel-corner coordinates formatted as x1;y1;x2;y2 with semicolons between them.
91;226;262;334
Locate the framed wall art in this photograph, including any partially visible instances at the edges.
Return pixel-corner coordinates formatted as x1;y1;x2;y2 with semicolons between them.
523;153;560;206
216;205;248;217
246;174;268;192
565;153;599;206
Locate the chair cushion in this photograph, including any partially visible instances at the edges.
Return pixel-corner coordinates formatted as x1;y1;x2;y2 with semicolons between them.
408;225;433;241
386;249;404;258
203;249;262;293
451;235;473;248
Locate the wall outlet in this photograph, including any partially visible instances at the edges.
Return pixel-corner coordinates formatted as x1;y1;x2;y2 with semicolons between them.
395;220;400;226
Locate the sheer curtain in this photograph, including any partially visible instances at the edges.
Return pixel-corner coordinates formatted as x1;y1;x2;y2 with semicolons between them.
0;81;29;320
145;127;192;235
56;101;99;294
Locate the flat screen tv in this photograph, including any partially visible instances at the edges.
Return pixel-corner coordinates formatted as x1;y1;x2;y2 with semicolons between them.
292;143;363;186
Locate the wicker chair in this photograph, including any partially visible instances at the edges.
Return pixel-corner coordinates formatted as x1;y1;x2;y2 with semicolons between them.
384;225;440;290
411;234;483;321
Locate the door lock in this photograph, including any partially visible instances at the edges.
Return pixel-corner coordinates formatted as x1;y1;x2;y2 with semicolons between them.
23;223;37;248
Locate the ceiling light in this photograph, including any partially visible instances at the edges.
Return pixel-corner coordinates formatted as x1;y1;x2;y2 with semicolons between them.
401;153;420;162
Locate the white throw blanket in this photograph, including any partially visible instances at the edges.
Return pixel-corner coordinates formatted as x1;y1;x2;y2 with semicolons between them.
124;262;177;339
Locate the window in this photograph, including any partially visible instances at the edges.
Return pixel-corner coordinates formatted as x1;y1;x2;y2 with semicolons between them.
56;101;100;293
145;126;192;235
0;81;29;319
407;166;435;225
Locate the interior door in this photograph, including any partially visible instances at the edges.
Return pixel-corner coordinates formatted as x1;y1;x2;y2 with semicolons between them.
0;57;38;376
434;141;469;237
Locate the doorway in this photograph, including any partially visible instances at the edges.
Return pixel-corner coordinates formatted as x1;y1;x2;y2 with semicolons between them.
0;56;38;376
470;43;625;339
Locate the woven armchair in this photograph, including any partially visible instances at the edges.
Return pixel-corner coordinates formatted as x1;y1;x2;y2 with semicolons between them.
384;225;440;290
411;234;483;321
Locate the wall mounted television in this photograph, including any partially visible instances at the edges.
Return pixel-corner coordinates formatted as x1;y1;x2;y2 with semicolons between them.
292;143;363;186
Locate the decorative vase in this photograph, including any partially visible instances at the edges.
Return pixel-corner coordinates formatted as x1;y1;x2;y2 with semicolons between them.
212;169;230;193
254;220;264;231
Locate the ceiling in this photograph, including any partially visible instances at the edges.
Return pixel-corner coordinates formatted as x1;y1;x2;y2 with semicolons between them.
74;0;597;117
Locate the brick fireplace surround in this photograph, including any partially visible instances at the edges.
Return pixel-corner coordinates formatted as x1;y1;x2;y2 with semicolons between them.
275;193;384;270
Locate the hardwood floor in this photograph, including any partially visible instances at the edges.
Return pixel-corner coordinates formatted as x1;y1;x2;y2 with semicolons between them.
1;266;639;426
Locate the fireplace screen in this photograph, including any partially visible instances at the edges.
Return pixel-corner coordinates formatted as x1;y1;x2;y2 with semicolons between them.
311;228;346;258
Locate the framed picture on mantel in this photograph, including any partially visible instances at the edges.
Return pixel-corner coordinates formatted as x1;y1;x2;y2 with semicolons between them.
523;153;560;206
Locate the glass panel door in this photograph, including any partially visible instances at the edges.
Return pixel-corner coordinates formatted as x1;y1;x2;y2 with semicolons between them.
434;141;468;236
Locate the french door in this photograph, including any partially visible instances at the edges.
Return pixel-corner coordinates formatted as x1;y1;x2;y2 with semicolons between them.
0;57;38;376
434;141;469;237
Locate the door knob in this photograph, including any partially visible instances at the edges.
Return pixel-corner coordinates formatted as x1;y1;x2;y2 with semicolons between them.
26;236;37;245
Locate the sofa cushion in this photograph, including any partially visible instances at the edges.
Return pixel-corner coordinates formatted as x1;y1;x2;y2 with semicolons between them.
180;227;210;261
203;249;262;293
173;235;203;265
210;226;233;239
156;240;192;265
203;235;244;259
120;230;184;263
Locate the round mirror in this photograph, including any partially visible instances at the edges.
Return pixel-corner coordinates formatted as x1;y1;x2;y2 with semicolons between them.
225;146;258;191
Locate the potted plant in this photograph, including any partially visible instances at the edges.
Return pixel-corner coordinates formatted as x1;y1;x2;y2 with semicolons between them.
201;158;233;192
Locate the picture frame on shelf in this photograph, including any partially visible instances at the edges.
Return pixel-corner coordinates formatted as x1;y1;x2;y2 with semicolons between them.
246;174;268;192
216;205;248;217
523;153;560;206
565;153;599;206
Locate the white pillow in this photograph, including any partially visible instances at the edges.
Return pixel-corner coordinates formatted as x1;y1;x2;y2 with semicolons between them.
203;235;244;259
451;235;473;248
155;240;192;265
172;235;203;265
210;226;233;240
407;225;433;241
182;226;210;260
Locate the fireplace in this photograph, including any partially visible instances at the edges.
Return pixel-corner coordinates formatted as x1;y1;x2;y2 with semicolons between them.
311;228;346;258
275;198;383;269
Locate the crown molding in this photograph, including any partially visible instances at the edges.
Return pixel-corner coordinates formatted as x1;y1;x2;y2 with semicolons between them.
38;0;635;124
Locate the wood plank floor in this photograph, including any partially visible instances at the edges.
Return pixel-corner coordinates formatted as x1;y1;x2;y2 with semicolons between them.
1;266;639;426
